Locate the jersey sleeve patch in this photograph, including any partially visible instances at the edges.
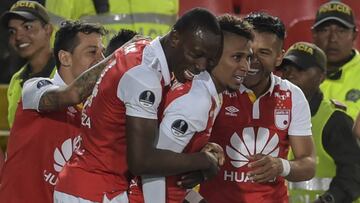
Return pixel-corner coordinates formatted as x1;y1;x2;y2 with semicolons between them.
171;119;188;137
22;77;58;111
139;90;155;107
36;80;53;89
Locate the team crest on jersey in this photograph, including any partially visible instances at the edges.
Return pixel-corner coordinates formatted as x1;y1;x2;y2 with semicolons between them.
171;119;188;136
274;109;290;130
139;90;155;107
345;89;360;102
36;80;52;89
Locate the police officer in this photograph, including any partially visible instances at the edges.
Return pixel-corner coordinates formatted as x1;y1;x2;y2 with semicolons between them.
1;1;56;127
281;42;360;203
312;1;360;119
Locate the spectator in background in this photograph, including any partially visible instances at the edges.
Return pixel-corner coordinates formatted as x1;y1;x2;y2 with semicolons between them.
0;20;106;203
312;1;360;119
199;12;315;203
281;42;360;203
1;1;56;128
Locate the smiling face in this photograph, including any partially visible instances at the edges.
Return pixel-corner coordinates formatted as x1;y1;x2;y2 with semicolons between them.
170;28;222;83
211;31;252;92
243;31;283;90
8;18;52;59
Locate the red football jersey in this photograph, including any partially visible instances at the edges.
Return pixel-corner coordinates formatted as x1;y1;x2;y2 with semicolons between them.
130;72;222;203
200;75;312;203
161;72;220;203
0;101;81;203
55;38;172;202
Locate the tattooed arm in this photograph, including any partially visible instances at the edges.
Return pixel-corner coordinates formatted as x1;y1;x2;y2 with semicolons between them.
38;54;114;111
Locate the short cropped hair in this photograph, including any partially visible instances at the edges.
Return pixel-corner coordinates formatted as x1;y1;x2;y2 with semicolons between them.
104;29;138;56
244;12;285;41
217;14;254;41
173;8;222;36
54;20;107;68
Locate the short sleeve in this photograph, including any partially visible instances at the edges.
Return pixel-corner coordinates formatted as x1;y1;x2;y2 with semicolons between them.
288;85;312;136
156;94;212;152
22;77;59;111
117;69;162;119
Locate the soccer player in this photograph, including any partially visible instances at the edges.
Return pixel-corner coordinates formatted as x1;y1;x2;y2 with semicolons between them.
53;8;224;203
199;12;316;203
0;21;106;203
138;14;253;203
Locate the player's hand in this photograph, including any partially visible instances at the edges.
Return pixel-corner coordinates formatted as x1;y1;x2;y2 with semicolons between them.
177;171;204;189
247;154;282;183
177;152;219;188
201;142;225;166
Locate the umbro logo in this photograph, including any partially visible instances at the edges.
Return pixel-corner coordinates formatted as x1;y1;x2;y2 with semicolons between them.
225;106;239;117
226;127;279;168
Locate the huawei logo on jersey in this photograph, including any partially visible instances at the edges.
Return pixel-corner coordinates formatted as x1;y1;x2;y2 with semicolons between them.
53;136;82;172
226;127;279;168
44;136;82;185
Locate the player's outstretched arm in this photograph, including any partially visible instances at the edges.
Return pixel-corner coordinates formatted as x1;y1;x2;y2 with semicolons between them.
126;116;220;177
38;54;114;111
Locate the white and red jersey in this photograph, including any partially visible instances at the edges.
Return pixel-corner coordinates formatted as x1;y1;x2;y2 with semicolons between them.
0;73;81;203
130;71;222;203
55;38;172;202
200;74;312;203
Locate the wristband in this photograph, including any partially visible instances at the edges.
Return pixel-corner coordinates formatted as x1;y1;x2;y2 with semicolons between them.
279;158;291;177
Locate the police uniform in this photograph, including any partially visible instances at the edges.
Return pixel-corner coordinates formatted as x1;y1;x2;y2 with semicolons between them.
280;41;360;203
289;92;360;203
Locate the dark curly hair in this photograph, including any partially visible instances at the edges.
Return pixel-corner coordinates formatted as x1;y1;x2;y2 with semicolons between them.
54;20;107;68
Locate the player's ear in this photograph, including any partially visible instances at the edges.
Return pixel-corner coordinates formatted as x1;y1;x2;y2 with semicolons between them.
169;29;180;48
58;50;72;68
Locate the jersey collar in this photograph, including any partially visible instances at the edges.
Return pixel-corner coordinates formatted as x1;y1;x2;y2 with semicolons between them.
150;37;171;86
52;71;67;87
239;73;276;96
196;71;222;108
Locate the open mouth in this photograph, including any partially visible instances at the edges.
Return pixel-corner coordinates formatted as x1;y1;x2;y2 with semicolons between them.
247;68;260;76
184;69;197;80
234;75;245;84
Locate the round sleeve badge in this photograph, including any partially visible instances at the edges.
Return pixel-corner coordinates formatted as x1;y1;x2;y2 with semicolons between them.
36;80;53;89
139;90;155;107
171;119;188;136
